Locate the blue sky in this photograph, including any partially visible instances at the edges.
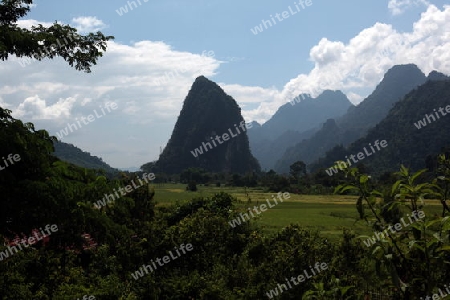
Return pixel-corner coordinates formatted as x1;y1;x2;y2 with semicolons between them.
0;0;449;169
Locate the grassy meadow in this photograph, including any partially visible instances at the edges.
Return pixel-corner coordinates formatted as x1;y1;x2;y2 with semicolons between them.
152;183;444;239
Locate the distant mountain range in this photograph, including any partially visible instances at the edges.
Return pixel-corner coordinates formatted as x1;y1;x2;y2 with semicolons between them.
248;90;353;170
274;64;429;173
310;76;450;175
53;65;450;178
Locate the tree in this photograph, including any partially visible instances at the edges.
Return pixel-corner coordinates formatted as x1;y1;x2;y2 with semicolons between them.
0;0;113;72
186;181;197;191
290;161;307;180
180;168;207;184
0;107;58;234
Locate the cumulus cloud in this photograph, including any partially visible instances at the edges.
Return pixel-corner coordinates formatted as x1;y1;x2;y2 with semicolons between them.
220;84;281;124
388;0;430;15
16;16;107;34
14;95;77;120
346;92;364;104
71;16;107;33
0;96;9;109
17;19;53;29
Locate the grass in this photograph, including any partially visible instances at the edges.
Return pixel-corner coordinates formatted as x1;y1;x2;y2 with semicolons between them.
152;183;444;239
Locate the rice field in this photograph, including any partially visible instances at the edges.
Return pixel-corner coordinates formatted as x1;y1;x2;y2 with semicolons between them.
152;183;444;238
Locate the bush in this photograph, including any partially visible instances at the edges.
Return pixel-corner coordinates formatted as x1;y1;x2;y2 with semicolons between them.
186;181;197;191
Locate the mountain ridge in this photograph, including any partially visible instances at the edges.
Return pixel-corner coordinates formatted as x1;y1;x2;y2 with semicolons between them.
248;90;353;170
274;64;428;173
53;141;120;177
310;79;450;175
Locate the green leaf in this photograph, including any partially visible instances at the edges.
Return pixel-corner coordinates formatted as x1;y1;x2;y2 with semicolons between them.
410;241;425;252
442;217;450;231
410;222;424;231
360;175;369;184
437;245;450;252
391;180;402;196
339;185;358;194
426;239;439;248
372;245;382;255
334;185;345;194
339;286;353;296
425;219;441;229
411;169;427;183
371;190;384;197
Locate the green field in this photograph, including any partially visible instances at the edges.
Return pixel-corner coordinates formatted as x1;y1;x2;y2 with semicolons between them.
152;183;443;238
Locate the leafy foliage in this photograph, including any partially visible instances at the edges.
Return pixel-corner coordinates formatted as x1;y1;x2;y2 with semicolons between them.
0;0;113;72
334;160;450;299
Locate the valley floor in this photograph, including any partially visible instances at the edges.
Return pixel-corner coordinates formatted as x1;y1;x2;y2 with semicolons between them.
153;183;443;238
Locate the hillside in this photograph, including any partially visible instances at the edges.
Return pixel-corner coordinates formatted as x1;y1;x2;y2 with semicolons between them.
311;79;450;175
53;141;119;176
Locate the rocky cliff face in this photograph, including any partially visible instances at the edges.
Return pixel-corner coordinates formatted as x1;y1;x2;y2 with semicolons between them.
154;76;260;174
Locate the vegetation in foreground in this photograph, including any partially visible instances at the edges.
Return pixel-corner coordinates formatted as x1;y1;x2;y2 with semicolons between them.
2;105;450;299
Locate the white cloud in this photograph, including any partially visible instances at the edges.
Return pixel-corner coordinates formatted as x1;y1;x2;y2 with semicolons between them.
14;95;77;120
346;92;364;104
80;98;92;106
17;19;53;29
71;16;107;33
17;16;107;35
0;96;9;109
388;0;430;15
221;84;284;124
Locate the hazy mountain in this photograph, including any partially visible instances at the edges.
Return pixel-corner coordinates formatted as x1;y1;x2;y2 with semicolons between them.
120;166;140;172
274;64;428;173
248;90;353;170
338;64;427;130
254;91;352;140
310;79;450;175
151;76;260;174
249;128;318;171
427;70;450;81
53;141;119;176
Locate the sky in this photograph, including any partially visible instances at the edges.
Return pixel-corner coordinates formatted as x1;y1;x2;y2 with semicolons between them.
0;0;449;170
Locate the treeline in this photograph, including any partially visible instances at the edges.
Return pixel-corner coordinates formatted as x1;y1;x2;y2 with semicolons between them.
143;160;397;195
